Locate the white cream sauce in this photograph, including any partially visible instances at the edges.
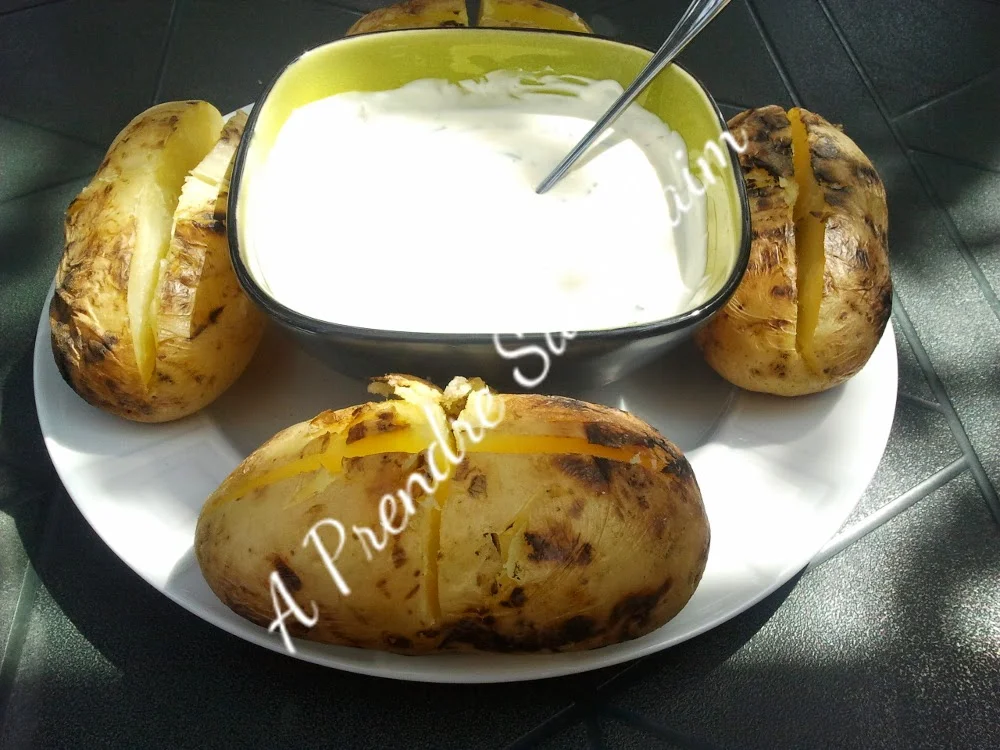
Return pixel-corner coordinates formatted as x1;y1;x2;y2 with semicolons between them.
244;71;707;333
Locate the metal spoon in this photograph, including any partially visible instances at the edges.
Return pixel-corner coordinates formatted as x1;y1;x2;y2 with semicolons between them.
534;0;732;195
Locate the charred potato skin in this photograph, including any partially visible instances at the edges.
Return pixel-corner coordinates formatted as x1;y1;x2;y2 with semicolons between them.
50;102;196;421
435;394;709;654
195;390;709;655
693;106;801;396
695;106;891;397
346;0;468;35
49;105;265;423
150;112;267;421
803;109;892;385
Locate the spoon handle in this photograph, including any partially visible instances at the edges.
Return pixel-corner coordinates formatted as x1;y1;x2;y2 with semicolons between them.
534;0;732;195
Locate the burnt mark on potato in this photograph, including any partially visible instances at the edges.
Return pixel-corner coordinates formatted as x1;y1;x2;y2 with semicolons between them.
556;455;610;493
745;183;774;201
468;473;487;498
391;541;408;569
523;527;593;567
207;305;225;324
811;136;840;161
384;635;412;650
156;371;174;384
501;586;526;608
346;410;408;444
744;154;788;181
272;556;302;592
568;498;585;519
661;456;695;482
489;580;500;596
771;284;794;299
81;333;118;365
608;577;674;634
346;423;367;443
453;458;471;481
404;584;420;601
585;421;646;450
202;218;226;235
560;615;597;643
49;292;73;325
751;225;787;243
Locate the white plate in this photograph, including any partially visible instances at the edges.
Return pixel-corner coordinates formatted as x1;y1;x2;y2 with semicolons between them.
33;269;898;682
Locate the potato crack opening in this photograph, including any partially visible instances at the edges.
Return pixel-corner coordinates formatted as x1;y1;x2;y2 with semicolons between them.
788;107;827;374
127;105;222;385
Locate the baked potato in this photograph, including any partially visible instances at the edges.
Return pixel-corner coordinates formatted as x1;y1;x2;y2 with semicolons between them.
477;0;592;32
346;0;468;35
694;106;892;396
195;375;709;655
50;102;266;422
346;0;591;35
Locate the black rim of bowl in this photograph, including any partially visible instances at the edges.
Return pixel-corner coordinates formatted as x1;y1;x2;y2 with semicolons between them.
227;27;752;345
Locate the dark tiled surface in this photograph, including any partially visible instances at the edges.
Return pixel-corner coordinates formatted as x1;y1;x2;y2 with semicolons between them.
842;396;959;525
2;492;578;749
0;473;45;653
590;0;791;110
605;474;1000;750
750;0;1000;503
823;0;1000;117
0;180;84;483
535;719;592;749
919;152;1000;297
1;0;999;747
0;118;102;204
0;0;174;145
157;0;363;115
898;70;1000;172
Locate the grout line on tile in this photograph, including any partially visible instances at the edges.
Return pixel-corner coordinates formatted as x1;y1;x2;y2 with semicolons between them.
0;168;96;208
899;391;943;413
0;563;41;731
909;146;1000;177
743;0;802;107
150;0;181;105
808;457;968;569
891;296;1000;522
600;705;726;750
892;67;999;122
504;702;589;750
0;0;70;18
815;0;1000;329
585;715;606;749
313;1;370;17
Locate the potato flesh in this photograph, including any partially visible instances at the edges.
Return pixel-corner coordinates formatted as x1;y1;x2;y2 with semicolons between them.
126;107;222;384
478;0;592;31
789;107;827;373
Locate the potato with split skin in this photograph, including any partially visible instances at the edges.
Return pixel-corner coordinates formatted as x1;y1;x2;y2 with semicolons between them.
476;0;592;32
346;0;469;34
50;102;266;422
345;0;591;35
194;375;709;655
694;105;892;397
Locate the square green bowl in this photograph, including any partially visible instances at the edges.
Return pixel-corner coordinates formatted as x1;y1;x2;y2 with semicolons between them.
228;27;751;389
